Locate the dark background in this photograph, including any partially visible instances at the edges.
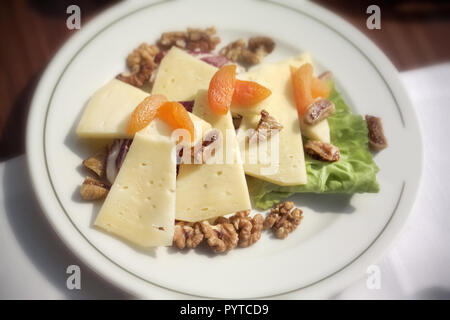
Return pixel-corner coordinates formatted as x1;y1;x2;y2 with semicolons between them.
1;0;449;160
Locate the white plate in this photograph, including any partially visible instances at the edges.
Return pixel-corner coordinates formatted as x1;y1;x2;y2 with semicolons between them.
26;0;422;299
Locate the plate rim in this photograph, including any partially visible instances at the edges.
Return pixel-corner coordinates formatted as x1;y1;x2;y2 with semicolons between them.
26;0;423;299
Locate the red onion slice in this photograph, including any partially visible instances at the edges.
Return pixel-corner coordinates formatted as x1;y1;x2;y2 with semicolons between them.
178;100;194;112
106;139;132;184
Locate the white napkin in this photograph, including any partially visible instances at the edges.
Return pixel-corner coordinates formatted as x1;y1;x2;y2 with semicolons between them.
1;64;449;299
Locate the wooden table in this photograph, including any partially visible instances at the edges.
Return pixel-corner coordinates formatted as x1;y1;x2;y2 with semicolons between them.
1;0;449;160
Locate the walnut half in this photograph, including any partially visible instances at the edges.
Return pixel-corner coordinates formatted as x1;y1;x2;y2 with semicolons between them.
116;43;159;87
82;149;107;178
80;177;109;201
365;115;387;151
219;36;275;66
264;201;303;239
303;99;335;125
116;60;155;88
158;27;220;52
173;221;204;249
200;221;238;253
248;36;275;58
219;39;246;62
304;140;340;162
251;110;283;141
192;129;222;164
229;211;264;248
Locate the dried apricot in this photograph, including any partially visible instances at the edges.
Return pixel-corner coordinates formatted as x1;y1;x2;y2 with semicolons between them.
157;101;195;142
311;77;330;99
232;79;271;106
127;94;167;135
290;63;313;115
208;65;236;115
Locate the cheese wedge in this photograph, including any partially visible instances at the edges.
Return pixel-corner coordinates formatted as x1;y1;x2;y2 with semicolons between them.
77;79;148;139
235;55;309;186
94;119;176;247
300;117;330;143
151;47;218;101
231;55;330;144
76;78;210;144
175;90;251;222
288;54;330;143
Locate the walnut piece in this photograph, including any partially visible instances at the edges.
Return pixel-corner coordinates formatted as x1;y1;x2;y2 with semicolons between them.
214;216;230;224
173;221;204;249
251;110;283;141
240;50;262;65
192;129;222;164
186;27;220;51
220;36;275;66
117;43;159;87
304;140;340;162
82;149;107;178
80;177;109;201
172;205;298;252
219;39;246;62
158;27;220;52
159;31;187;49
264;201;303;239
365;115;388;151
126;43;159;72
116;60;155;88
178;129;222;165
229;211;264;248
200;221;238;253
303;99;335;125
247;36;275;58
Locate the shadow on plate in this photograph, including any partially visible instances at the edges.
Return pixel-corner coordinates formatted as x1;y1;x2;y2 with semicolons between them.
166;242;220;258
289;193;356;214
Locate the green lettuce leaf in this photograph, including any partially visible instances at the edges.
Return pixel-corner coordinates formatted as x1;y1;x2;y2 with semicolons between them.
247;88;379;209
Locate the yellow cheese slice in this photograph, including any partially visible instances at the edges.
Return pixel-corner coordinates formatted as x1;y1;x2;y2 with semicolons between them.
94;119;176;247
76;77;210;144
76;79;148;139
232;54;330;143
288;54;330;143
175;90;251;222
300;117;330;143
151;47;218;101
235;55;310;186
